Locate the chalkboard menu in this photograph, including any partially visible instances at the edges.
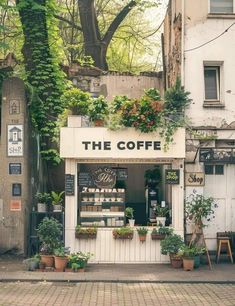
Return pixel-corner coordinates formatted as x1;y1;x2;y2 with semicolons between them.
165;169;180;184
9;163;22;175
78;172;93;187
65;174;75;195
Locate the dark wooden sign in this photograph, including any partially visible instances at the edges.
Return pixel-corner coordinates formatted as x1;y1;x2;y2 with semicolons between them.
78;172;93;187
12;183;22;196
9;163;22;175
65;174;75;196
165;169;180;184
93;167;116;188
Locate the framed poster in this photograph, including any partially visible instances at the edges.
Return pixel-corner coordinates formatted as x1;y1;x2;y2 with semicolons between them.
7;124;23;156
9;163;22;175
10;199;22;211
12;183;22;196
165;169;180;184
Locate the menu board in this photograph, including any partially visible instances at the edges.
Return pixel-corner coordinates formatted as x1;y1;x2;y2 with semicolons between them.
165;169;180;184
78;172;93;187
65;174;75;195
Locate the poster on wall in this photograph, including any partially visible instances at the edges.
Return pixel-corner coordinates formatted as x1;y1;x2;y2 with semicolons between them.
7;124;23;156
10;199;22;211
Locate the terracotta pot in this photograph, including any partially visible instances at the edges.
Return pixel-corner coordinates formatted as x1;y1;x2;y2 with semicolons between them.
183;258;194;271
139;235;146;242
94;119;104;127
40;255;54;267
54;256;68;271
151;234;166;240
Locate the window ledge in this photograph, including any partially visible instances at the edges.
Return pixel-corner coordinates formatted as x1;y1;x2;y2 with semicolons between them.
207;13;235;19
203;102;225;108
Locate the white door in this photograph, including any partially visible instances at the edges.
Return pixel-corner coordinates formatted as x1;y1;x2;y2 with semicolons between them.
203;164;235;249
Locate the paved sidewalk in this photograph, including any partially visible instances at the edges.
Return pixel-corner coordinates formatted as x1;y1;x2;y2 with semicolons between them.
0;255;235;283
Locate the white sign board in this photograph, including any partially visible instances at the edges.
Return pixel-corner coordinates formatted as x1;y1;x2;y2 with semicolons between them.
7;124;23;156
60;127;185;160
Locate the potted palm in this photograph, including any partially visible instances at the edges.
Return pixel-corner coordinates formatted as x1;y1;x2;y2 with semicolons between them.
51;191;65;212
160;234;184;268
35;192;51;212
125;207;135;227
36;217;63;267
137;227;148;242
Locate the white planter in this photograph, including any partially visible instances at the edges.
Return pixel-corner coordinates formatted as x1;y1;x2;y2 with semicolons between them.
37;203;46;213
129;219;135;227
53;204;62;212
156;217;166;226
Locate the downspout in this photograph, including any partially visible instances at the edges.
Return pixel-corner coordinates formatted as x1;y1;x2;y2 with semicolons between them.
181;0;185;85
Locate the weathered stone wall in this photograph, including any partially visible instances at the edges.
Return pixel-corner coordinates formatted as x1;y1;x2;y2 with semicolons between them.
0;77;31;254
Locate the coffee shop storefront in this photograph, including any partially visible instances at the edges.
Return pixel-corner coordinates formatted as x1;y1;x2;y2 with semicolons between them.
60;117;185;263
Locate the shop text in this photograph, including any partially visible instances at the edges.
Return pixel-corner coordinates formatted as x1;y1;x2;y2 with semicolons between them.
82;141;161;151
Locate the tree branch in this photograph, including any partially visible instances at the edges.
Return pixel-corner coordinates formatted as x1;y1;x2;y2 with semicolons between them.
54;14;82;32
102;0;137;45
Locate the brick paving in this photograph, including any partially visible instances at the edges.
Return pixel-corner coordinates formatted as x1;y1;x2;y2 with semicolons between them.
0;282;234;306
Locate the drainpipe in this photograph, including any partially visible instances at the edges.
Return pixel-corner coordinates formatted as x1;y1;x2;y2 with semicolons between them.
181;0;185;86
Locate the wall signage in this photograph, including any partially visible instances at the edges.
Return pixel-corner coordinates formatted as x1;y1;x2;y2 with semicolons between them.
185;172;205;186
9;99;20;114
78;172;94;187
12;183;22;196
60;128;185;159
199;148;235;163
9;163;22;175
10;199;22;211
165;169;180;184
7;124;23;156
65;174;75;196
93;167;116;188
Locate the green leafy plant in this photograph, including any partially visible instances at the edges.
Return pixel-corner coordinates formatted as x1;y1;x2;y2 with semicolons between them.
112;227;134;239
68;251;93;270
144;166;161;185
54;246;70;258
35;192;51;205
180;245;205;259
154;206;169;217
88;95;109;121
137;227;148;235
60;88;91;115
75;226;97;238
51;191;65;205
144;88;161;101
125;207;134;219
160;234;184;255
37;217;63;254
185;191;217;227
154;226;173;236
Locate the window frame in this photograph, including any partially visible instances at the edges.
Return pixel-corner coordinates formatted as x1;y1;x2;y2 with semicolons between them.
209;0;234;14
204;66;220;101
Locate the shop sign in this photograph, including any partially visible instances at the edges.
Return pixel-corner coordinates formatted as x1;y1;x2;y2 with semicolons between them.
199;148;235;163
65;174;75;195
185;172;205;186
165;169;180;184
9;163;22;175
60;127;185;159
7;124;23;156
10;199;21;211
93;167;116;188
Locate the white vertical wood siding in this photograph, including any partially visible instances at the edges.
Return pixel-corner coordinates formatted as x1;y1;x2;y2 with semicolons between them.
66;228;170;263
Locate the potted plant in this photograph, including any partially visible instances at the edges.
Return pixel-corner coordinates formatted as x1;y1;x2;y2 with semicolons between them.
35;192;51;212
160;234;184;268
23;254;40;271
137;227;148;242
125;207;135;227
88;95;109;126
112;227;134;240
151;226;173;240
61;88;91;116
154;206;169;226
180;245;197;271
51;191;65;212
36;217;63;267
75;225;97;239
67;251;93;272
193;245;205;269
54;246;70;271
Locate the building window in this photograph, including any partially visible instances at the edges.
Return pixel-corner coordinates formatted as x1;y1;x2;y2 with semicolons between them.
205;164;224;175
210;0;233;14
204;66;220;101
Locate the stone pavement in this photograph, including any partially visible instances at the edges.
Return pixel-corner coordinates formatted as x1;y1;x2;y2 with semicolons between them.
0;255;235;283
0;282;235;306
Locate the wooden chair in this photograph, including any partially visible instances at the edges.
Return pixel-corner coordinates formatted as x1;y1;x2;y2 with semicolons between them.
216;237;233;264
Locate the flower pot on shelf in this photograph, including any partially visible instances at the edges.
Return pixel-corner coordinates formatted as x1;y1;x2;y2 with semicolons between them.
151;233;166;240
75;232;97;239
138;235;147;242
53;204;62;212
128;219;135;227
37;203;47;213
156;217;166;227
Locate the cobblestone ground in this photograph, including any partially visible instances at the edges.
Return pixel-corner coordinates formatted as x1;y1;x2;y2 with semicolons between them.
0;282;234;306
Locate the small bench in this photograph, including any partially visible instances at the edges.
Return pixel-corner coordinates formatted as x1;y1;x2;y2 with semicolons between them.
216;237;233;264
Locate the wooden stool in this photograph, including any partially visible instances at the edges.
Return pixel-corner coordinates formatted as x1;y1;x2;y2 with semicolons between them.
216;237;233;264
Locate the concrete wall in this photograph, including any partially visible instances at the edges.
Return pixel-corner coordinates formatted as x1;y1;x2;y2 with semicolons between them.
0;77;31;254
